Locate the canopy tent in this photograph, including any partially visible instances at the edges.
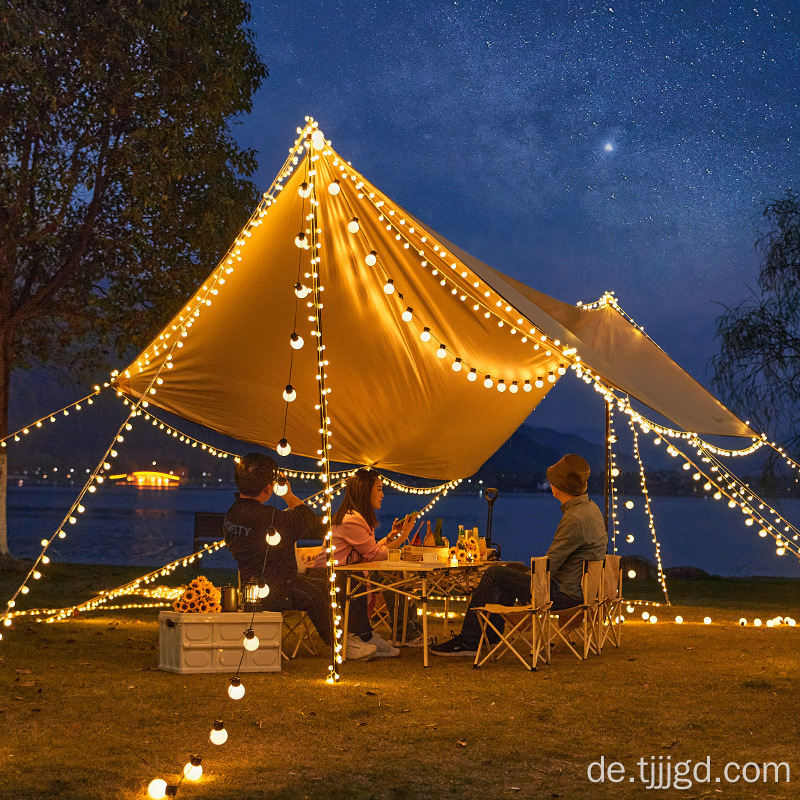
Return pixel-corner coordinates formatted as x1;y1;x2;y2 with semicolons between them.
116;121;754;480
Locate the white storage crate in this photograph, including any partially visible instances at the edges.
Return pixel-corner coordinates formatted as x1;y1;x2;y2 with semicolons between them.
158;610;282;674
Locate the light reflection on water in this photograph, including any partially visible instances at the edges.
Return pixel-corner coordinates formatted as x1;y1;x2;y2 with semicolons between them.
6;485;799;578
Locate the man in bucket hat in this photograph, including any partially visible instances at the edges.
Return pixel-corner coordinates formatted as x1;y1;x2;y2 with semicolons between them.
431;454;607;657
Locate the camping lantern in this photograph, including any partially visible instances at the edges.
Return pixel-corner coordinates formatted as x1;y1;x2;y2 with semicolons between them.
242;583;261;611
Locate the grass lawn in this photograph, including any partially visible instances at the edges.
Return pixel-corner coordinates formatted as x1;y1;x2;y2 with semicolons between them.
1;564;799;799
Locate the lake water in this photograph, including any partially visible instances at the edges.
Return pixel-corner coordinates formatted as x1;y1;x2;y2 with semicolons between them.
5;485;799;578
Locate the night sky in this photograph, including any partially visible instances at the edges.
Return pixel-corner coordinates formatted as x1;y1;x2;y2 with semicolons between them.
235;0;798;436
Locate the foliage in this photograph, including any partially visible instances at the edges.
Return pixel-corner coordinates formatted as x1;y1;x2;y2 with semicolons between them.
0;0;267;553
711;190;800;459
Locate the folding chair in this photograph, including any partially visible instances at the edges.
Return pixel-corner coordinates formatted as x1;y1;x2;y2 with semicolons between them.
280;544;324;660
550;559;604;660
600;554;623;650
472;557;552;671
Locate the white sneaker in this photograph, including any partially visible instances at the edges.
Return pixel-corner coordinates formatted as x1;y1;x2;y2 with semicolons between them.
369;632;400;658
346;634;377;661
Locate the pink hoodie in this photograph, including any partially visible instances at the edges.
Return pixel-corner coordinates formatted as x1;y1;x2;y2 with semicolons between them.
313;511;389;567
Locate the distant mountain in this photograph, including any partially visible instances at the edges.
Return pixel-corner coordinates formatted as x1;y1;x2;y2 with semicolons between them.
472;424;641;492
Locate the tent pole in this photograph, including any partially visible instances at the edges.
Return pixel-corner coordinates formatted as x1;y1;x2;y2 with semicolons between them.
604;400;611;531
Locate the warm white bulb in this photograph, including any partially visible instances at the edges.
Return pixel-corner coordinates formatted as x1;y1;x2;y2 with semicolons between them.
535;378;543;389
497;380;506;392
277;438;291;456
290;333;304;349
467;369;477;382
244;631;260;651
298;182;312;198
420;328;431;342
283;385;296;403
452;358;462;372
548;372;556;383
257;582;270;598
210;724;228;745
183;761;203;781
294;282;310;299
483;376;493;388
311;130;326;150
436;345;447;359
275;478;289;495
625;501;634;509
509;381;518;393
294;232;307;248
148;779;168;799
402;307;413;322
557;364;566;375
675;615;683;624
228;679;245;700
347;218;360;233
267;530;282;546
328;180;341;195
365;250;377;266
383;279;395;294
524;380;533;392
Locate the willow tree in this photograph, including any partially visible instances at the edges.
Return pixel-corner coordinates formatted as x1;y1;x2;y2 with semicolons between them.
711;190;800;472
0;0;268;556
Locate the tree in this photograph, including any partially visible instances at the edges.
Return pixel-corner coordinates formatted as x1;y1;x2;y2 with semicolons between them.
711;190;800;468
0;0;268;555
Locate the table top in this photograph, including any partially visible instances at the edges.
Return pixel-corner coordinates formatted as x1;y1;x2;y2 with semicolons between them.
335;560;491;572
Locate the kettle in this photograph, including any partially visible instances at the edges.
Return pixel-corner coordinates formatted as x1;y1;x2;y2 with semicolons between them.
220;584;239;613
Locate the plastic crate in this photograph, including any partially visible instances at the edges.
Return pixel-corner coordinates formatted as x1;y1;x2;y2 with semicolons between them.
158;610;282;673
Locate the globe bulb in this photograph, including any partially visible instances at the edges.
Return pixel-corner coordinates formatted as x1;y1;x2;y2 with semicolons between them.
243;629;260;651
277;438;291;456
383;279;395;294
266;530;282;546
483;376;494;389
228;678;245;700
534;378;543;389
497;380;506;392
347;218;360;233
290;333;304;349
294;232;307;249
365;250;377;266
298;182;312;198
548;372;556;383
294;282;310;299
452;358;462;372
275;475;289;495
210;720;228;745
436;345;446;359
183;757;203;781
401;307;413;322
467;369;477;382
148;779;168;799
328;179;341;195
420;327;431;342
311;130;326;150
557;364;567;375
257;582;270;598
283;385;297;403
509;381;518;393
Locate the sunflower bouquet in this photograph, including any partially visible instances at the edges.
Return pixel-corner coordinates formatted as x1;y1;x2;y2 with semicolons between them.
173;575;222;613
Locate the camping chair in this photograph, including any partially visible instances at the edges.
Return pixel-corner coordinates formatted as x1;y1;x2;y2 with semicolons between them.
600;554;623;650
550;559;604;660
280;544;324;660
472;557;552;671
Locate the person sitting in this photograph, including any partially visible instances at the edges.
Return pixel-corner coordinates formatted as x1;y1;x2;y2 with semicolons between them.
430;453;608;657
223;452;335;655
312;468;419;659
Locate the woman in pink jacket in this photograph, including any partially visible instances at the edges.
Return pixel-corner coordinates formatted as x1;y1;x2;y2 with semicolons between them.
315;468;417;659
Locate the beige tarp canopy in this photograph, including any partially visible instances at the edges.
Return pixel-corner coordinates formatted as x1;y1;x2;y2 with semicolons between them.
116;124;754;480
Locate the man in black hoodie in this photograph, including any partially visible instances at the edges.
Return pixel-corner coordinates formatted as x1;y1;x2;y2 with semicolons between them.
224;452;332;648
